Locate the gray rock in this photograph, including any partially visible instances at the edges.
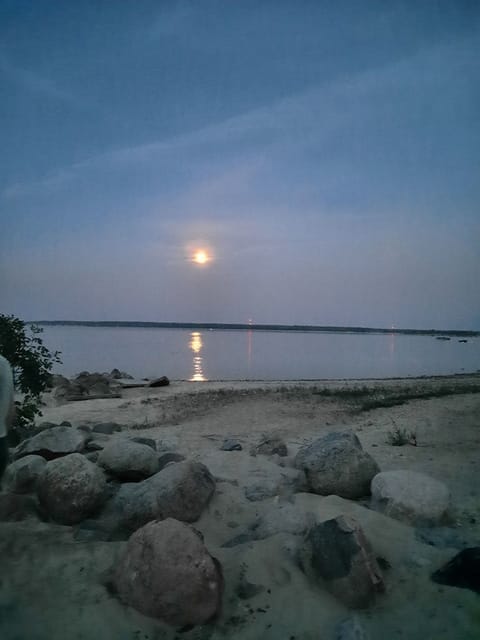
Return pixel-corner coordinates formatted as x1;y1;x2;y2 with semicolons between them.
3;455;46;493
306;515;384;609
295;432;379;499
51;374;70;387
92;422;123;435
130;436;156;450
249;502;315;539
102;460;215;533
415;526;477;549
37;453;108;525
111;518;223;627
221;438;243;451
14;426;88;461
85;433;111;452
98;439;159;481
252;435;288;457
148;376;170;387
109;368;133;380
158;452;186;471
371;470;451;526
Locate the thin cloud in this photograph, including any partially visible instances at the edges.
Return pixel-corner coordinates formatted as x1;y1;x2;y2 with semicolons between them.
2;33;476;202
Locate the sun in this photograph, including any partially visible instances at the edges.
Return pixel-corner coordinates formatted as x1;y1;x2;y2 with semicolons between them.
193;249;210;265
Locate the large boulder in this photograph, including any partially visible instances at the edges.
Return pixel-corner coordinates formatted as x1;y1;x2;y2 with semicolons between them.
371;470;451;526
3;455;46;493
14;426;88;460
111;518;223;627
295;431;379;499
305;515;384;609
98;439;159;481
37;453;108;525
102;460;215;533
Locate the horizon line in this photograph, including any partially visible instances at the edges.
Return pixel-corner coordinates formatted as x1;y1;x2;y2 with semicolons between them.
30;320;480;337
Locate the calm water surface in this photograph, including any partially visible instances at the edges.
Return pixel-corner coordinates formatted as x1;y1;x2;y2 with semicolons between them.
39;326;480;380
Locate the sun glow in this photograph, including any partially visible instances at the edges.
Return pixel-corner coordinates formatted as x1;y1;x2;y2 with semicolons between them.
193;249;209;265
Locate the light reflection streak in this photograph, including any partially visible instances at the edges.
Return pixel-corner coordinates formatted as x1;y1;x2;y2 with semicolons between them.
189;331;207;381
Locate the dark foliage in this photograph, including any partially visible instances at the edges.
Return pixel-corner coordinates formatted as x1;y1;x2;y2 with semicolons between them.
0;314;61;441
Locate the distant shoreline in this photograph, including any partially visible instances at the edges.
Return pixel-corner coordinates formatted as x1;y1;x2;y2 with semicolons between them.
31;320;480;338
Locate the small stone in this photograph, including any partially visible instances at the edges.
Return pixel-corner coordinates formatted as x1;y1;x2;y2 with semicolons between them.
221;439;243;451
148;376;170;387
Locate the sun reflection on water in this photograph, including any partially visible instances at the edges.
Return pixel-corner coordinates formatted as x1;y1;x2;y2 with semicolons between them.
189;331;207;381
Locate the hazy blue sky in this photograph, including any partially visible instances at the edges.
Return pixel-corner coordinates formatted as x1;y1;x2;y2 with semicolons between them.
1;1;479;329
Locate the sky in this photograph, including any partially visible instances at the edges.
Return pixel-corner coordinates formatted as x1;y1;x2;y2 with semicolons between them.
1;1;479;330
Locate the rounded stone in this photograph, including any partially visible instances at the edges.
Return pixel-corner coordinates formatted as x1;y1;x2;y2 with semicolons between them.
112;518;223;627
37;453;108;524
371;470;451;526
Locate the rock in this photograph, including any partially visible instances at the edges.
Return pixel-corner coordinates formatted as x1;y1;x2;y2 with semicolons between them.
51;374;70;387
54;371;120;401
158;452;186;470
98;439;159;481
203;450;304;503
3;455;46;493
415;526;477;549
103;460;215;533
0;493;42;521
37;453;108;525
84;433;111;452
109;368;134;379
74;371;113;393
37;421;59;431
130;436;156;450
334;616;371;640
92;422;123;435
252;435;288;457
14;426;88;461
305;515;384;608
371;470;450;526
111;518;223;627
148;376;170;387
221;438;243;451
249;502;315;540
295;432;380;499
431;547;480;593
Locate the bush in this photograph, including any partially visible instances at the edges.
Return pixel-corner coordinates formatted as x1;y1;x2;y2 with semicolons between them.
386;426;417;447
0;314;61;442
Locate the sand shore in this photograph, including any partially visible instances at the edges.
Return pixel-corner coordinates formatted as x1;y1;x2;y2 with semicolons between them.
1;375;480;639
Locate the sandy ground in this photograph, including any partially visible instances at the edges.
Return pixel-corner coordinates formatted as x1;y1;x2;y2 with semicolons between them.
1;375;480;640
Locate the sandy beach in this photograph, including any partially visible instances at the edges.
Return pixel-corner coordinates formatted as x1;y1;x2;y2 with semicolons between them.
1;374;480;639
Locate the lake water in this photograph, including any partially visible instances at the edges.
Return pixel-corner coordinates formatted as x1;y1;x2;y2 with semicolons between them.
38;325;480;381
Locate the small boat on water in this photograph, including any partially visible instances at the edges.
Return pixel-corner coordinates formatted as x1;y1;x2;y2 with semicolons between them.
435;336;451;341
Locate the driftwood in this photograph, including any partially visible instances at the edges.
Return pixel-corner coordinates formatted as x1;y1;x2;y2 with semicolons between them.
65;393;122;402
